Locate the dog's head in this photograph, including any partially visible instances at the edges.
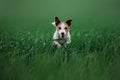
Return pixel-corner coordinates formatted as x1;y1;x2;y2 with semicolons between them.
52;17;72;39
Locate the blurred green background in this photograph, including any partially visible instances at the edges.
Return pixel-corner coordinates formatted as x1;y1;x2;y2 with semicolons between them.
0;0;120;18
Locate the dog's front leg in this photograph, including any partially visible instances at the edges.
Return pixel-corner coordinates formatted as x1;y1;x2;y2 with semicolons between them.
53;41;61;48
66;39;71;44
65;39;71;47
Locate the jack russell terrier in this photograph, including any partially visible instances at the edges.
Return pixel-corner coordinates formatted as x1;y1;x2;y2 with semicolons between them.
52;17;72;48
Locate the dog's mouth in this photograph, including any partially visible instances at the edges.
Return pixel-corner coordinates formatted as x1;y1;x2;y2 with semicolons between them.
61;34;65;38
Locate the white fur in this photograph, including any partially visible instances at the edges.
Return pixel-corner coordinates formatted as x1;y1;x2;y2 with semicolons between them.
52;22;55;26
52;22;71;48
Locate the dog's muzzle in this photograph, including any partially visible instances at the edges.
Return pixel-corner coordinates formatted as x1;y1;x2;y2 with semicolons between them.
61;32;64;38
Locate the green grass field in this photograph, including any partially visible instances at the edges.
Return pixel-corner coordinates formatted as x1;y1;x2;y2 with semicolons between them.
0;17;120;80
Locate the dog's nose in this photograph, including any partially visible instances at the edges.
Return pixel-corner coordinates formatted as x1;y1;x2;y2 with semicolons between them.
61;32;64;36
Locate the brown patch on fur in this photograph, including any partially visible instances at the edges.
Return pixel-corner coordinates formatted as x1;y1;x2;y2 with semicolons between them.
66;20;72;26
64;22;69;32
56;23;62;31
55;17;61;26
56;22;70;32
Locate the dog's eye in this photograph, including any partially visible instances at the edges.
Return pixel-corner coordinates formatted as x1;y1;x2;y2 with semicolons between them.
65;27;67;30
59;27;61;30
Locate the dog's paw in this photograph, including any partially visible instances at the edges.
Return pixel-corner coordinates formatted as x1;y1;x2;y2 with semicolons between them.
66;40;71;45
57;44;61;48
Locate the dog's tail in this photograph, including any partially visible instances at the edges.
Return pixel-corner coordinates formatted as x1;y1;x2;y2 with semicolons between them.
52;22;56;26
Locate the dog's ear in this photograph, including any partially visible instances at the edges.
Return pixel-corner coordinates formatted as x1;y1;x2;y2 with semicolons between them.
66;20;72;26
55;17;61;26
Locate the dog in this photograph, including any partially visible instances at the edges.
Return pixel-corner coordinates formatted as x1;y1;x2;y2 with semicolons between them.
52;17;72;48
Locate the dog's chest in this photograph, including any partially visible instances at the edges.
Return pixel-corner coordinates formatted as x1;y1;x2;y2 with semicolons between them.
54;39;67;45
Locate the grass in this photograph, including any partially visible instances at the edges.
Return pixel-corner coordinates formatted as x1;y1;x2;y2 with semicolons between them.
0;18;120;80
